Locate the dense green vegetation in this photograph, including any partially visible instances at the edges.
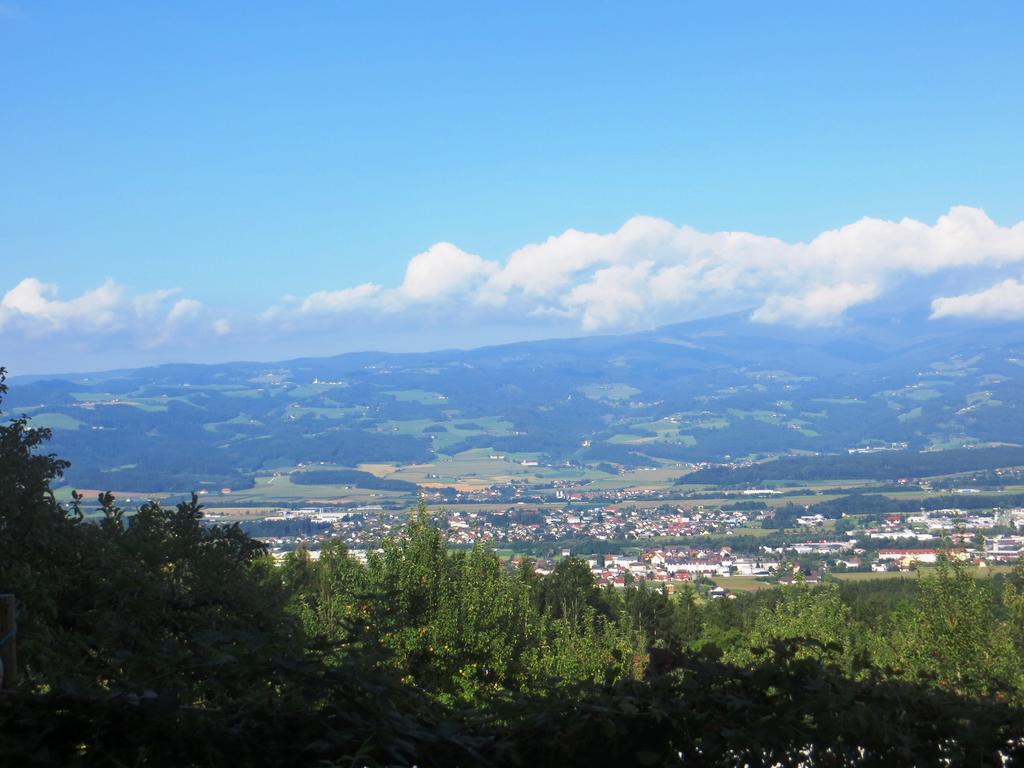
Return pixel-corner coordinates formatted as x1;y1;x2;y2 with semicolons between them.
808;491;1024;517
290;468;419;491
2;371;1024;765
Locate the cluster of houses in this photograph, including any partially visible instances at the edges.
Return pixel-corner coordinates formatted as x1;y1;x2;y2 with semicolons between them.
248;502;761;550
246;499;1024;580
504;547;778;594
264;527;1024;589
519;534;1024;592
864;508;1024;540
504;543;828;593
438;503;753;544
418;480;702;507
567;543;828;589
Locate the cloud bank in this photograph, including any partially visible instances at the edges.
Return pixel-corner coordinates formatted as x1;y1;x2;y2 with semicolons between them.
931;278;1024;320
0;277;226;347
270;205;1024;330
3;207;1024;367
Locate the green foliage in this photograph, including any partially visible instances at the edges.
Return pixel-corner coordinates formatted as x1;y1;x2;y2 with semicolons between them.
283;505;641;702
747;582;853;667
280;540;369;647
538;556;606;626
883;558;1022;700
0;370;76;680
2;371;1024;765
0;368;297;703
620;582;703;652
1004;564;1024;659
488;644;1024;768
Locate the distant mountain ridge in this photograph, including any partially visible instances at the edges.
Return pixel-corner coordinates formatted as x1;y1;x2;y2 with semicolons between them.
5;309;1023;491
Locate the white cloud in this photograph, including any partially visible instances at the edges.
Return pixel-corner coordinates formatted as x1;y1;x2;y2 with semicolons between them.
298;283;383;314
265;243;500;324
6;206;1024;362
804;206;1024;278
467;205;1024;329
930;278;1024;320
399;243;498;301
167;298;203;324
0;277;124;333
0;277;213;348
563;262;654;331
481;216;678;302
751;283;880;326
132;287;181;315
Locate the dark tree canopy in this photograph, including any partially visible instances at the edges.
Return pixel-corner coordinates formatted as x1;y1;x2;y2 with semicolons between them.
1;368;1023;766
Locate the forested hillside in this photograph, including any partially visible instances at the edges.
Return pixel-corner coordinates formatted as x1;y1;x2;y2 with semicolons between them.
8;311;1024;492
2;372;1024;766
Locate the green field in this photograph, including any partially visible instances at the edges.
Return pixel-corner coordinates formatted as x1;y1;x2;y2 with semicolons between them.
29;412;86;430
375;415;514;452
221;473;408;506
710;575;772;592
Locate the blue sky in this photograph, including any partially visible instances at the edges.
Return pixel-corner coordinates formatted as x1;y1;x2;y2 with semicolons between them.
2;1;1024;373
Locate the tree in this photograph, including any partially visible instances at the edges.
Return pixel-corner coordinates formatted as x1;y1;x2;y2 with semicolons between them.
885;558;1021;700
1003;563;1024;660
746;582;853;668
0;369;295;700
0;368;78;679
539;556;603;627
283;540;370;648
621;582;702;652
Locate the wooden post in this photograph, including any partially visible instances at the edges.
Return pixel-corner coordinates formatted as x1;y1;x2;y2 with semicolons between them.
0;594;15;689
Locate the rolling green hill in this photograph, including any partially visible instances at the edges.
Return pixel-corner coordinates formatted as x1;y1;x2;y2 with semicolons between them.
6;310;1023;493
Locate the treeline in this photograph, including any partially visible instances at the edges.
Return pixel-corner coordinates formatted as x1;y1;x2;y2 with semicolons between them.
289;468;419;491
759;491;1024;529
684;446;1024;485
809;492;1024;518
284;517;649;700
66;469;256;493
240;517;332;538
2;373;1024;765
720;499;768;511
284;521;1024;704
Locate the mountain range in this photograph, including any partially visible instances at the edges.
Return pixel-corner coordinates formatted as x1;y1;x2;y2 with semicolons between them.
6;307;1023;492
